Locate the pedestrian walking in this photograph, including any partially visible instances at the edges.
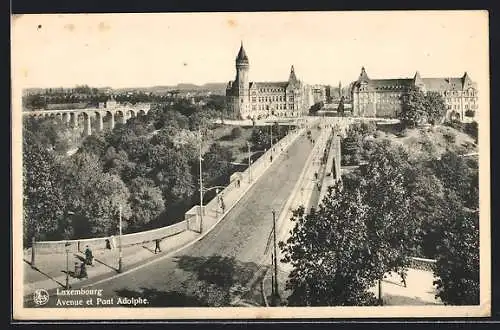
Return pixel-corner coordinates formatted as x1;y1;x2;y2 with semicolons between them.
237;179;241;188
79;261;88;279
220;197;226;213
154;238;162;254
314;172;318;180
84;245;93;266
399;268;407;288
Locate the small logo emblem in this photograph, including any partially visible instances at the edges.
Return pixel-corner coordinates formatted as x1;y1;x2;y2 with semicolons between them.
33;289;50;306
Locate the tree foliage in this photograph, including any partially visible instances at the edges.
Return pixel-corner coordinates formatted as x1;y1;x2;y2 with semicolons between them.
433;208;479;305
127;177;165;231
282;131;479;306
280;190;378;306
22;97;257;243
399;89;447;127
23;132;66;244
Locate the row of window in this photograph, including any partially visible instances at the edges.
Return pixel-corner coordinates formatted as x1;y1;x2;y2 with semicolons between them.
251;96;294;103
242;112;300;118
445;97;477;104
251;104;295;110
254;88;285;93
447;104;478;110
442;90;476;97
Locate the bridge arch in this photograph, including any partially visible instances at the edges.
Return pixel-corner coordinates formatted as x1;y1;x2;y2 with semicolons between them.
114;110;126;125
62;112;71;124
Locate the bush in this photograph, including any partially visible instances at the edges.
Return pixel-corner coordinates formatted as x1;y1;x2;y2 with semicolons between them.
443;131;457;144
464;122;478;143
231;127;242;139
398;128;408;137
465;110;475;118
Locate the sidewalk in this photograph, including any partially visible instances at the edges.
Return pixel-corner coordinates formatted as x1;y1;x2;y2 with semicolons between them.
23;230;199;298
23;126;305;299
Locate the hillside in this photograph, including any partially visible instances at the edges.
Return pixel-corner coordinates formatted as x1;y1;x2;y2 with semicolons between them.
375;123;477;158
114;83;227;95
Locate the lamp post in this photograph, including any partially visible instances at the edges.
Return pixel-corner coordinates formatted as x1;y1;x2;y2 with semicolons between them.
270;124;273;161
199;129;204;233
65;241;71;289
31;236;36;269
246;142;252;183
271;209;280;306
118;205;123;273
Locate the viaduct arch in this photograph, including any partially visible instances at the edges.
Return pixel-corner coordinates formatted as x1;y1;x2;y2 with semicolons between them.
22;106;150;136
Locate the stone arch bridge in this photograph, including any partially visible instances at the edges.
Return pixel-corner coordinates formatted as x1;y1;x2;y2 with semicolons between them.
22;106;151;136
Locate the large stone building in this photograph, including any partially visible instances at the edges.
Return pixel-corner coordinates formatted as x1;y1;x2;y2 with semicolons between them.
226;43;312;119
350;67;479;122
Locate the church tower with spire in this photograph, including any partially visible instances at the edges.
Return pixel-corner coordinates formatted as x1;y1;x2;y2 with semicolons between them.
226;42;309;119
226;42;251;118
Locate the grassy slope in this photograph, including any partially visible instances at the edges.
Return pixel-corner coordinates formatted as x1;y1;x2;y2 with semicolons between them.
375;123;477;157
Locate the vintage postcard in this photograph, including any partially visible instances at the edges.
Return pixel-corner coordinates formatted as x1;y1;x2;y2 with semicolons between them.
11;11;490;320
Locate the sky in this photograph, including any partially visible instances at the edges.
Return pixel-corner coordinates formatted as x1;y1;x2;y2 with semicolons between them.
12;11;489;90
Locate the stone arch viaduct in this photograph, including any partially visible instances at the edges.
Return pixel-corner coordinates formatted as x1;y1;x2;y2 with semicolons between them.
22;105;151;136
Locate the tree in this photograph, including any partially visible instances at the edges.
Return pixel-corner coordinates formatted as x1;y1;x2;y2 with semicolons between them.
431;150;477;209
425;91;447;125
23;132;66;245
202;143;234;188
230;127;242;139
433;208;479;305
280;184;378;306
358;140;419;282
308;102;323;115
80;132;108;158
127;177;165;231
152;149;195;206
399;88;428;128
400;89;447;127
63;152;132;237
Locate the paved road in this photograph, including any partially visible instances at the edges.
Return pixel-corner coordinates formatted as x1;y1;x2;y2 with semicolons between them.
33;129;321;308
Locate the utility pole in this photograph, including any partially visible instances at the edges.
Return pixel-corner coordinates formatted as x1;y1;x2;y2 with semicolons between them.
199;129;204;233
272;209;280;306
65;241;70;289
118;205;123;273
31;236;36;269
378;279;383;306
246;142;251;183
270;124;273;161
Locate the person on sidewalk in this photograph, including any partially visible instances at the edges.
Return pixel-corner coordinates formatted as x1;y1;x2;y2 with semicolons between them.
399;268;407;288
237;179;241;188
79;261;88;279
220;196;226;213
154;239;162;254
84;246;93;266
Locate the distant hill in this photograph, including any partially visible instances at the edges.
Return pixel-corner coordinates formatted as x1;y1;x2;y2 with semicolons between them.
114;83;227;95
24;83;228;96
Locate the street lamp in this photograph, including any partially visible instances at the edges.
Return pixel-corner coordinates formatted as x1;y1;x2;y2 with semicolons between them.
65;241;71;289
246;142;252;183
271;209;280;306
118;205;123;273
270;124;273;161
199;129;204;233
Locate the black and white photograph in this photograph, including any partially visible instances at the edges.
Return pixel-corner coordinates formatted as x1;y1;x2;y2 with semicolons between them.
11;11;490;319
